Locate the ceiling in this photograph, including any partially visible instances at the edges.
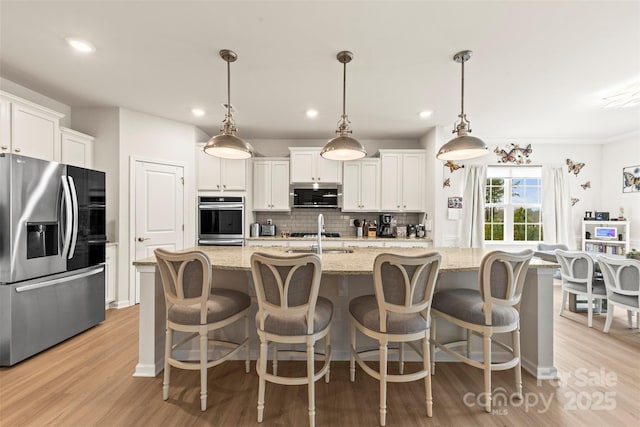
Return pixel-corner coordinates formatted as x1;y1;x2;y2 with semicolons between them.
1;1;639;142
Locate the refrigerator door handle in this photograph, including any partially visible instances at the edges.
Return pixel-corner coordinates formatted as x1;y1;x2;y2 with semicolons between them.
15;266;105;293
60;175;73;259
67;176;79;259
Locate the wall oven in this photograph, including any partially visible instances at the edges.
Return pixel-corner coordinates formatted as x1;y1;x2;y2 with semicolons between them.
198;196;244;246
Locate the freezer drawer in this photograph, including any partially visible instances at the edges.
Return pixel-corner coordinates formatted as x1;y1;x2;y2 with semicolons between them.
0;266;105;366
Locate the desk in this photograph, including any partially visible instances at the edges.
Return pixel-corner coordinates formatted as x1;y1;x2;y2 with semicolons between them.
134;247;559;380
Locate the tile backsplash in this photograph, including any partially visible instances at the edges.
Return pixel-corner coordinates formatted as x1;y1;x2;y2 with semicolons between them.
254;209;420;237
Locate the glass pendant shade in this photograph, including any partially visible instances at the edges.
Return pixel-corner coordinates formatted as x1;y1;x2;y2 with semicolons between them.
204;134;253;160
321;136;366;160
436;50;488;161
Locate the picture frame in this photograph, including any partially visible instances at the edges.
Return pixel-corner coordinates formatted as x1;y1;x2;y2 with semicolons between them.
622;165;640;193
448;196;463;209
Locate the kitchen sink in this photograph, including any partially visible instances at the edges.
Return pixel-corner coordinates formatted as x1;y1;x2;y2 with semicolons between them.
285;249;354;254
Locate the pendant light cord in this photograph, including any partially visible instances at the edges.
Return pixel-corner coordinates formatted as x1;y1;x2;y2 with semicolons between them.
460;58;465;117
227;59;231;119
342;60;347;119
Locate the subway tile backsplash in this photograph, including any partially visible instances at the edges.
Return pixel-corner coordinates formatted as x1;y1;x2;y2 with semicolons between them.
254;209;420;237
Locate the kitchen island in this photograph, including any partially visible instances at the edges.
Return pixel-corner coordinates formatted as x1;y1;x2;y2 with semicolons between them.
133;246;558;380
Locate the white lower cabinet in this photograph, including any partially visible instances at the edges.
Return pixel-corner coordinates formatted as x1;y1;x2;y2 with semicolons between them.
105;244;118;307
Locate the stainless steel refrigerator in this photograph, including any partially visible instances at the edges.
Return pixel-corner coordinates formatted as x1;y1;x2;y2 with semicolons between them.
0;154;107;366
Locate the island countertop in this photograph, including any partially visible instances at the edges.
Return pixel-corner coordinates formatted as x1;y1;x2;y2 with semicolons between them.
133;246;558;274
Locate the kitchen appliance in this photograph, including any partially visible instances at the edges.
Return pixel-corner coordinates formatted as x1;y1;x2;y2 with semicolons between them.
198;196;245;246
416;224;426;238
0;154;106;366
250;222;261;237
377;214;394;237
260;224;276;236
407;224;417;238
292;188;340;208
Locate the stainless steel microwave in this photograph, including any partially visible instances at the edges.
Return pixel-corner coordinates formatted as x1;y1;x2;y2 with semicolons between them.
292;188;340;208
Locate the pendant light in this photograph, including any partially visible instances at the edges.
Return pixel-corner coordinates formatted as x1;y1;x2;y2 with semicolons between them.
204;49;253;160
436;50;488;161
321;51;366;161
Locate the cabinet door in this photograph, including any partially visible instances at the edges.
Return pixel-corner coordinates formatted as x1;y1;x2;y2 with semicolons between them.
290;150;315;183
11;102;60;161
360;160;380;211
342;162;361;211
380;153;402;211
61;129;94;168
253;161;272;210
401;153;425;211
196;145;222;190
105;245;117;305
316;154;342;183
0;97;10;154
221;158;246;191
270;161;290;210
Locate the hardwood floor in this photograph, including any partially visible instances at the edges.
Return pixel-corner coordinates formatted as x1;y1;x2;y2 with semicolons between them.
1;284;638;426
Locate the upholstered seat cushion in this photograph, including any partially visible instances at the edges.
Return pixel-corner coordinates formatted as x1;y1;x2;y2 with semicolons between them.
562;280;607;296
608;293;639;308
349;294;428;334
256;296;333;336
168;288;251;325
432;289;519;327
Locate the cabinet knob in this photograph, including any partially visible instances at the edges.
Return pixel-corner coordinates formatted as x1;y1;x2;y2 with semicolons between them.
397;205;400;208
311;177;315;181
317;177;321;181
217;184;220;188
0;145;7;150
14;147;21;153
223;185;226;189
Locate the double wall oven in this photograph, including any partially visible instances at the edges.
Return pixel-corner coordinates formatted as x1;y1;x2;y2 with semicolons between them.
198;196;244;246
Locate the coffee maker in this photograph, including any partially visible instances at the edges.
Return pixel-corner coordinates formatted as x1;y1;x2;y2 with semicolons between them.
378;213;394;237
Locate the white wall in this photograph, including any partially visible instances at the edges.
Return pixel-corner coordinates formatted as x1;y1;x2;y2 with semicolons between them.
433;138;617;249
119;109;198;305
600;132;640;249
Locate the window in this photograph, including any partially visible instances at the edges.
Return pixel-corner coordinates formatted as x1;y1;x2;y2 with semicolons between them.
485;167;543;243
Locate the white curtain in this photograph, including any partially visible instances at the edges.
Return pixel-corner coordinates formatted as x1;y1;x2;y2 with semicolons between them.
460;164;487;248
542;165;574;249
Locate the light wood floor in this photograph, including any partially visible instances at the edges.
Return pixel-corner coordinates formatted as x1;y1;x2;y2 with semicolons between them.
1;284;638;426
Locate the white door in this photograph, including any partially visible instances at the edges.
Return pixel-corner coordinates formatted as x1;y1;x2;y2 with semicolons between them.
134;160;184;261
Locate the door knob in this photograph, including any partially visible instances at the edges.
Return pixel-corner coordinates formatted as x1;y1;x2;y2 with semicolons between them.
137;237;150;242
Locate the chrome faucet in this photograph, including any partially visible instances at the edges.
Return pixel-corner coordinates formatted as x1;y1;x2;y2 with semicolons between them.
317;213;324;255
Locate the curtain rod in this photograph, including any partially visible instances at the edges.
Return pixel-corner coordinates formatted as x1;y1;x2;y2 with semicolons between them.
487;164;542;167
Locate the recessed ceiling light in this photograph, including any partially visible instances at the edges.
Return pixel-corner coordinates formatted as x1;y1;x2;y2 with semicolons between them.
65;38;95;54
191;108;206;117
419;110;433;119
306;109;319;118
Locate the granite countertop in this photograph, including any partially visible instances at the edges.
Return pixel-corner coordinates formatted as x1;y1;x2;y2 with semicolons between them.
245;236;433;242
134;246;559;275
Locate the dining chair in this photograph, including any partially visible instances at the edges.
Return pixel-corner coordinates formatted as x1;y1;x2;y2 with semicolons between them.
349;252;441;426
555;249;606;327
154;248;251;411
250;252;332;427
596;255;640;332
430;249;534;413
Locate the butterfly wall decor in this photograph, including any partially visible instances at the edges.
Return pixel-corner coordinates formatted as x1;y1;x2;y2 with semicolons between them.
580;181;591;190
571;198;580;206
443;178;450;188
623;166;640;193
494;143;532;165
444;160;463;173
566;159;585;176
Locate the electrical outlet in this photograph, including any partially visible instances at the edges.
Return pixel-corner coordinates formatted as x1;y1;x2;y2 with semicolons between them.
425;220;432;231
349;218;355;226
266;219;272;225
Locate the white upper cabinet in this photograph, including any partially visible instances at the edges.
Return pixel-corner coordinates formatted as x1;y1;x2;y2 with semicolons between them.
0;92;65;162
289;147;342;184
380;150;425;212
196;143;247;191
342;159;380;212
253;159;290;211
61;127;94;168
